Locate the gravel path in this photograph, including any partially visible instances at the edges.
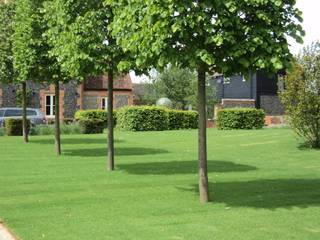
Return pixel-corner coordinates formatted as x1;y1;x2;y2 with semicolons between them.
0;224;16;240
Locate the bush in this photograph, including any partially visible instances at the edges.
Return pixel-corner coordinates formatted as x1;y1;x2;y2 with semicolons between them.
30;124;82;136
63;118;74;125
5;118;30;136
0;127;4;136
217;108;265;130
167;110;198;130
280;42;320;148
79;119;105;134
117;106;168;131
75;109;116;127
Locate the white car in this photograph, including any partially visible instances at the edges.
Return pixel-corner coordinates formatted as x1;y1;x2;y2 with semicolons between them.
0;108;46;127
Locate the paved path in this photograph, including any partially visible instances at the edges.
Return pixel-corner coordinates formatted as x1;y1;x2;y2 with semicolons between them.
0;223;16;240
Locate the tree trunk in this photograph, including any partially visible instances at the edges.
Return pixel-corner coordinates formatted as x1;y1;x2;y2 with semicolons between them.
22;82;29;143
107;70;114;171
197;67;210;203
54;80;61;156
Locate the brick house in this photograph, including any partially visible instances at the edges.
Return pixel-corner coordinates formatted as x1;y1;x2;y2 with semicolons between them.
0;74;133;119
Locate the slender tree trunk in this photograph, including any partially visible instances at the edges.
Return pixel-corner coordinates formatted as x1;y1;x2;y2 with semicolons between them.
54;80;61;156
22;82;29;143
107;70;114;171
198;67;210;203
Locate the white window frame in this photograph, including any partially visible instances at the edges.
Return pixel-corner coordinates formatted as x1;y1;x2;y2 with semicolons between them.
101;97;108;111
45;94;55;117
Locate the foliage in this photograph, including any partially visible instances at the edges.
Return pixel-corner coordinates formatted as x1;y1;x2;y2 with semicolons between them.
30;123;82;136
12;0;42;83
148;66;197;109
0;0;15;84
43;0;130;80
217;108;265;130
0;127;4;136
75;109;117;127
5;118;30;136
79;119;105;134
108;0;304;75
280;42;320;148
167;109;198;130
117;106;168;131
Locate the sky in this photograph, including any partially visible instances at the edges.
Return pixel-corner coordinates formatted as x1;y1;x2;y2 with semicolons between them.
131;0;320;83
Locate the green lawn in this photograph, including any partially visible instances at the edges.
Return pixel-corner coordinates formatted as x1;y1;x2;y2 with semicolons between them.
0;128;320;240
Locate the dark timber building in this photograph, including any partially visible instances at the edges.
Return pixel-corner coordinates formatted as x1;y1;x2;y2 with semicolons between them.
210;71;285;115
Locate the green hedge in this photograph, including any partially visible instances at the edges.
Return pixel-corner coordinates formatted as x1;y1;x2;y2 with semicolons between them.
0;127;4;136
79;119;105;134
30;124;82;136
5;119;30;136
117;106;168;131
167;110;198;130
117;106;198;131
217;108;265;130
75;109;116;127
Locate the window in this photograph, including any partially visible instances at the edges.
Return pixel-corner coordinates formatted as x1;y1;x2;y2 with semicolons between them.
45;95;55;116
4;109;22;117
101;97;108;111
0;110;4;117
27;110;37;116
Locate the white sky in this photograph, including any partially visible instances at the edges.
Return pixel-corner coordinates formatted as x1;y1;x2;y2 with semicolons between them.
131;0;320;83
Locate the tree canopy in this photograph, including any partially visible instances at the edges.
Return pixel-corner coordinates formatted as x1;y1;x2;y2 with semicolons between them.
108;0;304;75
0;0;14;83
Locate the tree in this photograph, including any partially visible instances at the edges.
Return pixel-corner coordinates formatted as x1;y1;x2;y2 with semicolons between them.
44;0;132;169
151;66;197;109
11;0;37;143
109;0;304;203
12;0;69;154
280;42;320;148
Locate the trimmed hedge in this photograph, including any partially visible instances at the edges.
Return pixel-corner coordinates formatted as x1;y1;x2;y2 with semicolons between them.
79;119;105;134
117;106;168;131
5;119;30;136
167;109;198;130
117;106;198;131
217;108;265;130
75;109;116;127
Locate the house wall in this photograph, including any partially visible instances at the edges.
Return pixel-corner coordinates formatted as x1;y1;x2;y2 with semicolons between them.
212;74;257;100
82;90;133;110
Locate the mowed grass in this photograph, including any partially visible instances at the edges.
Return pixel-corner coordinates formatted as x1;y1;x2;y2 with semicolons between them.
1;128;320;240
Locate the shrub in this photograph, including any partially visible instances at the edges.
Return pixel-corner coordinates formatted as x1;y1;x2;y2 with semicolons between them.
63;118;74;125
0;127;4;136
117;106;168;131
217;108;265;130
75;109;116;127
167;110;198;130
79;119;105;134
30;123;82;136
30;125;55;136
280;42;320;148
5;119;30;136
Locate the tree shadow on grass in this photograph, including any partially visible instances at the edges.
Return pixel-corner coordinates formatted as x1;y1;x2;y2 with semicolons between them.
118;160;257;175
179;179;320;209
31;138;124;145
63;147;169;157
